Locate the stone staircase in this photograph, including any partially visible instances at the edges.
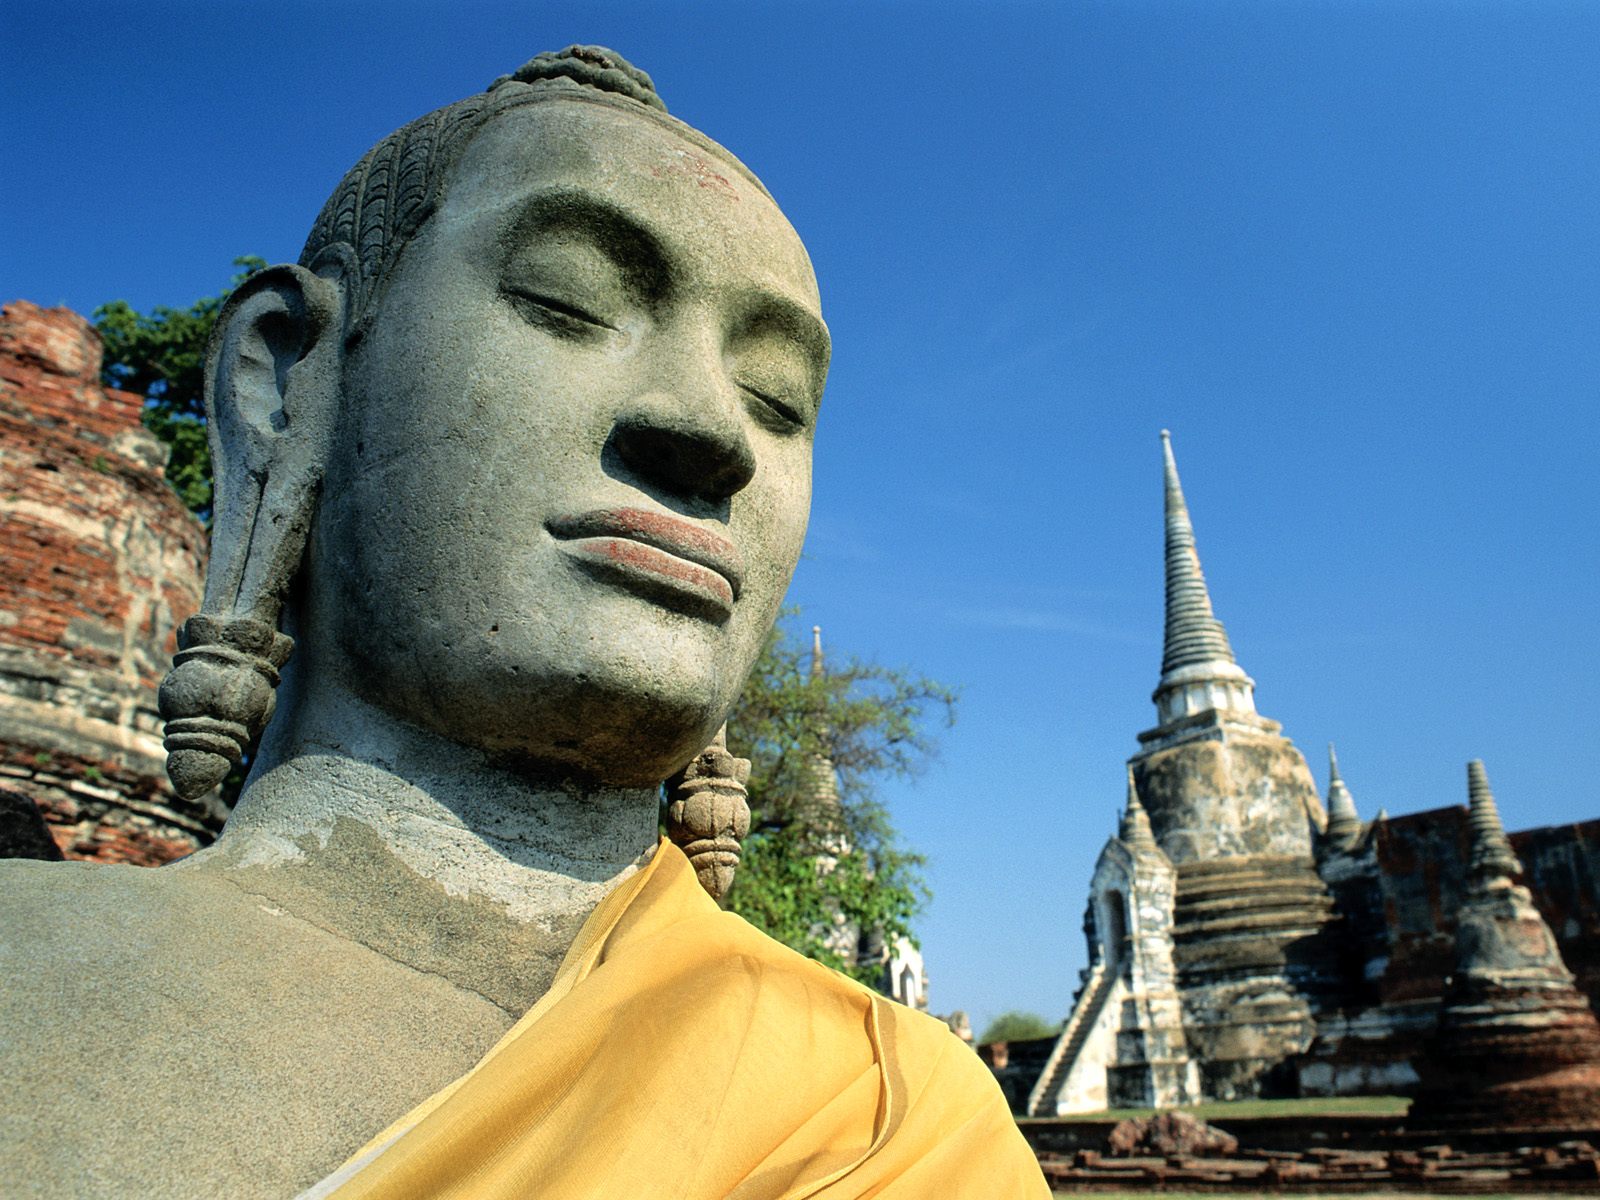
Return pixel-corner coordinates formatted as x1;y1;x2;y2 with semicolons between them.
1028;960;1114;1116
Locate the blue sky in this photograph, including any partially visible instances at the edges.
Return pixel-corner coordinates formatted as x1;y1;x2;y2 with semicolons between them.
4;1;1597;1033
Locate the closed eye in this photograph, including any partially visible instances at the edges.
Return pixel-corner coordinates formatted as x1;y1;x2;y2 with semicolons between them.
506;289;617;334
740;383;804;430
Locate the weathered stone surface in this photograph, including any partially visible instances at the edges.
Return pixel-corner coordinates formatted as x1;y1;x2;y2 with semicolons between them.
1151;430;1258;726
1130;436;1340;1099
1301;801;1600;1099
1031;772;1198;1115
1134;723;1324;863
1036;1132;1600;1192
1510;819;1600;1014
1029;434;1344;1111
1024;433;1600;1119
0;851;512;1198
981;1034;1058;1113
663;723;750;901
0;46;856;1199
0;300;209;864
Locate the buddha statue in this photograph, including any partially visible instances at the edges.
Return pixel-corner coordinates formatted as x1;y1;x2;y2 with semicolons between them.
0;47;1047;1198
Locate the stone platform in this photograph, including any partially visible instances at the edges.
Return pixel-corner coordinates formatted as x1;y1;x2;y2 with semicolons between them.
1038;1141;1600;1193
1025;1116;1600;1192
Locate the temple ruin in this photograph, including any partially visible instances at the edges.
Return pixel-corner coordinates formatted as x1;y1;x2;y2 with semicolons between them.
1026;432;1600;1122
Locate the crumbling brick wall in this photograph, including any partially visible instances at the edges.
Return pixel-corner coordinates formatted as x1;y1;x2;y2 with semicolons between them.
1514;819;1600;1014
1374;808;1600;1013
0;300;211;864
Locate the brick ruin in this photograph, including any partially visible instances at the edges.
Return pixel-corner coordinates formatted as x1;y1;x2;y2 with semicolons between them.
1303;790;1600;1102
0;300;211;865
1022;432;1599;1131
1407;762;1600;1131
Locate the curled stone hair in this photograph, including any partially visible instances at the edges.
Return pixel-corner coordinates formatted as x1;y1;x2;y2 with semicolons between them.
300;46;664;331
298;44;763;339
491;45;665;111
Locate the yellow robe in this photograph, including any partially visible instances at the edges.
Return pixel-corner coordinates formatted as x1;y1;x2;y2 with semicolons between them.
304;841;1050;1199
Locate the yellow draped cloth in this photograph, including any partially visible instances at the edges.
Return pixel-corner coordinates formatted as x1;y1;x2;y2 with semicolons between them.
304;840;1050;1199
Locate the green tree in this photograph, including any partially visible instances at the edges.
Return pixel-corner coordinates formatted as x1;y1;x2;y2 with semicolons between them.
93;256;265;518
724;617;957;985
977;1011;1059;1045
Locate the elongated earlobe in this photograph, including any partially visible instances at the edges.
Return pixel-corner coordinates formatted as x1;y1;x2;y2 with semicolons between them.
665;725;751;902
159;265;343;800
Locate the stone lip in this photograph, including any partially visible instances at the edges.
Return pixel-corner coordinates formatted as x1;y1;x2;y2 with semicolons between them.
547;506;743;618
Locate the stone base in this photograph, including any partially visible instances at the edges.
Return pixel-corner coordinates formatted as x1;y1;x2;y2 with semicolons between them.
1412;984;1600;1131
1294;1002;1432;1097
1109;1057;1199;1109
1168;854;1342;1100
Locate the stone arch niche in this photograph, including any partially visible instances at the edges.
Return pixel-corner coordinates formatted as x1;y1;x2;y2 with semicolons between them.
1030;829;1199;1115
1099;887;1130;973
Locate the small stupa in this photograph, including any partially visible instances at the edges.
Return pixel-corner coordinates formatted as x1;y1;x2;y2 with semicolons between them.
1410;761;1600;1131
1119;766;1160;855
1322;744;1362;851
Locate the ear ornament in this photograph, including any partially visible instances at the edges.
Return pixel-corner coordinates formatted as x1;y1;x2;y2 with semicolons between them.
665;725;751;902
159;615;294;801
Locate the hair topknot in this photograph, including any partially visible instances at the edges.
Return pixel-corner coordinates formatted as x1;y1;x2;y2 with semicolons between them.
492;45;666;113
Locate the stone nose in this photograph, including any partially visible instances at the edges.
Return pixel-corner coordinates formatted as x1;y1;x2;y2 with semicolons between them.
611;387;757;504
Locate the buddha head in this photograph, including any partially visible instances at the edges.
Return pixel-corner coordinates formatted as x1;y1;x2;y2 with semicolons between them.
159;47;829;795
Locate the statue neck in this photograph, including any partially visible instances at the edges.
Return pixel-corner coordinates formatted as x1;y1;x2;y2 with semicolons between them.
211;669;661;926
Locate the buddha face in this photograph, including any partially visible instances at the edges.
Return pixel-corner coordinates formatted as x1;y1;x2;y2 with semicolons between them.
299;99;828;786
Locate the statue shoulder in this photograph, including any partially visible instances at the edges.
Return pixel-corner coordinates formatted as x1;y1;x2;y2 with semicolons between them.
0;854;514;1198
0;855;268;1025
0;855;229;955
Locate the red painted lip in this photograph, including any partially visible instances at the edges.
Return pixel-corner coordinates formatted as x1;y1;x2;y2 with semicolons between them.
548;507;744;617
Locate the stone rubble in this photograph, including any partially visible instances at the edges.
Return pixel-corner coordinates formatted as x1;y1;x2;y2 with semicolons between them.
1039;1135;1600;1192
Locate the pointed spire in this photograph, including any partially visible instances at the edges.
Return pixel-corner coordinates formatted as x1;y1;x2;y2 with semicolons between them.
1120;766;1159;853
1160;430;1239;674
1467;759;1522;885
1152;431;1256;725
800;624;845;850
1324;743;1362;847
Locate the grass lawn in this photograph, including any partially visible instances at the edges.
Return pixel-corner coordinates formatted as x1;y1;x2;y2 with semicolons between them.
1031;1095;1410;1123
